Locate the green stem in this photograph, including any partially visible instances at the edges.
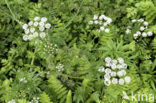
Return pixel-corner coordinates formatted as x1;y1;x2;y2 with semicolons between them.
5;0;22;26
31;56;35;65
31;48;37;65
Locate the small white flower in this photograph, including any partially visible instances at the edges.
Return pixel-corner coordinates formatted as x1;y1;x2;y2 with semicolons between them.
28;21;33;26
101;68;105;72
105;57;111;63
144;21;148;26
119;78;124;85
41;17;48;22
104;80;111;86
111;64;117;70
34;22;39;27
39;22;45;27
136;31;141;36
23;35;28;41
103;16;108;20
100;26;105;31
104;17;109;21
22;24;28;30
45;23;51;29
24;29;30;34
124;76;131;83
117;64;123;69
111;72;116;77
105;28;110;33
132;19;136;23
104;74;111;80
30;28;35;33
34;17;40;21
89;20;93;25
101;15;105;18
117;71;123;77
105;68;111;74
93;15;98;20
138;18;144;22
126;29;131;34
140;26;145;31
112;59;117;64
28;34;33;40
40;32;46;38
99;15;103;20
142;32;147;37
133;33;138;39
112;78;118;84
122;63;127;69
103;22;108;26
106;63;111;67
94;20;99;24
33;32;38;37
107;18;112;24
39;26;45;31
147;31;153;36
98;66;105;72
121;70;126;76
118;57;124;64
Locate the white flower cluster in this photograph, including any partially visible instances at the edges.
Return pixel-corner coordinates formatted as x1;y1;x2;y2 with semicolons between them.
89;14;112;33
19;77;27;83
29;97;39;103
22;17;51;41
98;57;131;86
56;64;64;72
8;100;15;103
126;18;153;39
43;42;58;54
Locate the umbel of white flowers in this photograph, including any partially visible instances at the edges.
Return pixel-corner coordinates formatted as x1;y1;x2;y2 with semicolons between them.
19;77;27;83
22;17;51;41
29;97;40;103
8;100;15;103
98;57;131;86
89;14;112;33
126;18;153;39
56;64;64;72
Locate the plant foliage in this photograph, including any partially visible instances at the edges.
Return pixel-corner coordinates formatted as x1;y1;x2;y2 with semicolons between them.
0;0;155;103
